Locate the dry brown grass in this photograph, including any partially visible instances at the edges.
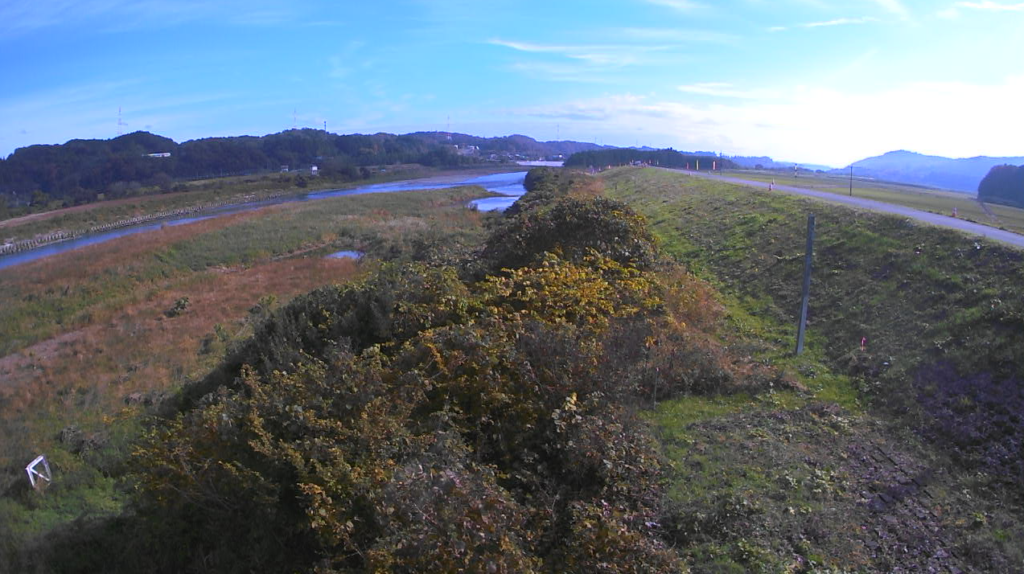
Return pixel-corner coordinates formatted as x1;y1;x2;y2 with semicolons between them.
0;255;360;437
3;208;274;287
0;183;490;478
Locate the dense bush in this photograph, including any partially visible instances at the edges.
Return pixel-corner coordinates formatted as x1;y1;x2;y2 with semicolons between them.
483;196;658;272
129;273;675;571
977;164;1024;207
116;170;696;572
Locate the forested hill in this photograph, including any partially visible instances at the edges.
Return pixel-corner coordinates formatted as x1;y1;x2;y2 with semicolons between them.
407;132;611;157
565;148;738;170
0;130;601;212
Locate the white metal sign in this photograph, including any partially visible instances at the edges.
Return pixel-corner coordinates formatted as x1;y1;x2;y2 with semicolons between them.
25;454;52;488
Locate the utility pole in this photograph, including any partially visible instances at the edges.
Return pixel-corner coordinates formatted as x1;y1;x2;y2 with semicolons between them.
796;214;815;355
849;165;853;196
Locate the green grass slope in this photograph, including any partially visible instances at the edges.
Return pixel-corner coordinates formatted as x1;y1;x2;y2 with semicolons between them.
607;167;1024;572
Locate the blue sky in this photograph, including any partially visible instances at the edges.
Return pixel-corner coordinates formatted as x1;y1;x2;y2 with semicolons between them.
1;0;1022;166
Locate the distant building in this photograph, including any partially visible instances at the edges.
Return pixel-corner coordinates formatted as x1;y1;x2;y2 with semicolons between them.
280;165;289;173
311;165;319;176
146;152;171;158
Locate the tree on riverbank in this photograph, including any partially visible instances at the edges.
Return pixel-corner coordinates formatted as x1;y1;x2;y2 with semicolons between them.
978;164;1024;207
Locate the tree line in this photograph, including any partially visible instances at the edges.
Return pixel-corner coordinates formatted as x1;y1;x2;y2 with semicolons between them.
0;130;478;216
978;164;1024;207
564;148;738;170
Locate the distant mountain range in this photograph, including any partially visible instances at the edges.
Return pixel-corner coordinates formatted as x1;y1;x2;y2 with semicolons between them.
831;150;1024;194
728;155;834;172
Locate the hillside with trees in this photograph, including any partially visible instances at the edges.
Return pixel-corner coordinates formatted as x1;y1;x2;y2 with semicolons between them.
564;148;737;170
978;164;1024;207
0;130;471;211
0;130;604;220
407;132;609;158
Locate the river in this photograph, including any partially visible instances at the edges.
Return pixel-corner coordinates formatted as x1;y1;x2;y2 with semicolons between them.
0;171;527;270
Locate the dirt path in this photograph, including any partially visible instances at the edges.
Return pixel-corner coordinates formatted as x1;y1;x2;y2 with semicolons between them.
663;168;1024;250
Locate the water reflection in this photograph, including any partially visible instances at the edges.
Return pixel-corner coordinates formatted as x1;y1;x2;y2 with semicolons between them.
0;171;527;270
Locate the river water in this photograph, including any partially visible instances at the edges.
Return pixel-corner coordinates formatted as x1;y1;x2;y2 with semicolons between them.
0;171;527;270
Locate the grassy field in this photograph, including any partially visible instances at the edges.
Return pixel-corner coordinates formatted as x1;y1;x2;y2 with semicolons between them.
607;167;1024;572
0;183;496;555
723;169;1024;234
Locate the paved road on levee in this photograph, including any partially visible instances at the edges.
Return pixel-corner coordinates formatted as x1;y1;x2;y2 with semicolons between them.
661;168;1024;250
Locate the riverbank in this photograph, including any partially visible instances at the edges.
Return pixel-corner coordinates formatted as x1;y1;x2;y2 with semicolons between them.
0;167;523;269
0;164;521;246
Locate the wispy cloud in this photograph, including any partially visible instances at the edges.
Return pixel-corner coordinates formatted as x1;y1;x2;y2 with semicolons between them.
677;82;779;99
870;0;910;18
806;16;878;27
770;16;878;31
0;0;295;36
956;0;1024;10
0;80;236;155
641;0;705;12
617;27;737;44
937;0;1024;19
508;62;615;84
489;39;667;67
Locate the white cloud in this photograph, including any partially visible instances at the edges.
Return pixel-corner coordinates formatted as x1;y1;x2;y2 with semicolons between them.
511;76;1024;166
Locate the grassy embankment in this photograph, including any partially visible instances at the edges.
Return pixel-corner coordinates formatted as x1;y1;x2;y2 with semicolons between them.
606;167;1024;572
0;183;496;555
724;169;1024;234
